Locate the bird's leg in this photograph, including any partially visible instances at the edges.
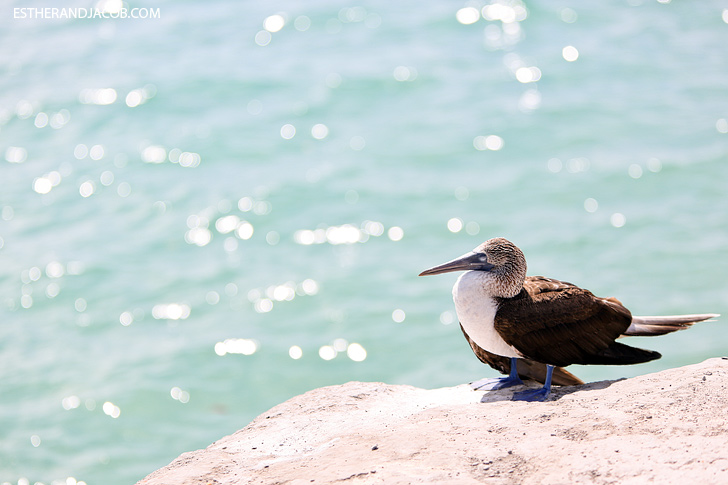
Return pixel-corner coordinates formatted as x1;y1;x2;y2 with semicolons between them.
512;365;553;402
470;357;524;391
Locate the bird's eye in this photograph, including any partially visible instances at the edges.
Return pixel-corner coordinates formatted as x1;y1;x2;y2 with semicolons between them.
478;254;487;262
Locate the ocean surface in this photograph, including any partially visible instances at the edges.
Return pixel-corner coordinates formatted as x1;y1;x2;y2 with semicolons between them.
1;1;727;483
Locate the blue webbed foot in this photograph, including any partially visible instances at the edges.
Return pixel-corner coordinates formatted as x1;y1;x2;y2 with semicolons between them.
470;374;523;391
511;364;554;402
512;386;551;402
471;357;524;391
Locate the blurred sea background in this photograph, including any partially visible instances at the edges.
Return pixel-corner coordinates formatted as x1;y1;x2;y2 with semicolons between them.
1;0;727;483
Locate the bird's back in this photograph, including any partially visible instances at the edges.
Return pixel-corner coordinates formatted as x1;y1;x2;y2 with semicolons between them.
494;276;659;367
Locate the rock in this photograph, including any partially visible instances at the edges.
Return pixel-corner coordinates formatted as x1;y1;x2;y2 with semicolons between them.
137;358;728;484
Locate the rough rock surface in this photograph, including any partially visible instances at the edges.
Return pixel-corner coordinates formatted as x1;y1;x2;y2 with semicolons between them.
138;358;728;484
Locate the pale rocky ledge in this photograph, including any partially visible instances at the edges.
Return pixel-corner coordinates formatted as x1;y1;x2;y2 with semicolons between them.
137;358;728;484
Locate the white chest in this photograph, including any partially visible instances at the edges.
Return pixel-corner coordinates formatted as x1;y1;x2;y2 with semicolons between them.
452;271;523;358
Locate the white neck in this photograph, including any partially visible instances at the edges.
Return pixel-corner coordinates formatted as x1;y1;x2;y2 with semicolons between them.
452;271;523;358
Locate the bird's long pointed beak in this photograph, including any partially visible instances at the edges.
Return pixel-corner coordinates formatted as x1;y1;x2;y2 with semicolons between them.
419;251;493;276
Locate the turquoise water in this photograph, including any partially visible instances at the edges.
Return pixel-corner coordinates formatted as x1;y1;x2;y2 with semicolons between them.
2;1;727;483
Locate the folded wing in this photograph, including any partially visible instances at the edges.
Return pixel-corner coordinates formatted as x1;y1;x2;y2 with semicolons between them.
495;276;658;367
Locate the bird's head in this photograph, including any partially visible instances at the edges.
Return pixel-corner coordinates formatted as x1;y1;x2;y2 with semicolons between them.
419;237;527;298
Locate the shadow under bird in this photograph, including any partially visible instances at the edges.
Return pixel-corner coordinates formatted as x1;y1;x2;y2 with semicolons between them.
419;237;719;402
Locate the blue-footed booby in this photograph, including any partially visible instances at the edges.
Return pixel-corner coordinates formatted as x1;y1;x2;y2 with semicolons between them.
419;237;719;402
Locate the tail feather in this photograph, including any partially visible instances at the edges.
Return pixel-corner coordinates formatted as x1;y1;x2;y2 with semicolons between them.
623;313;719;337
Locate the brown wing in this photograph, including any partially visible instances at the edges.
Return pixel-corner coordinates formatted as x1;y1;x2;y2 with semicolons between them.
494;276;635;367
459;324;584;386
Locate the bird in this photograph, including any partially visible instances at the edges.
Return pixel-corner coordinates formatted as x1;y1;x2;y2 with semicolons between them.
419;237;719;402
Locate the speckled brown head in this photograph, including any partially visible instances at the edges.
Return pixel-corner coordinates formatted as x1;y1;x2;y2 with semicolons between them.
419;237;527;298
